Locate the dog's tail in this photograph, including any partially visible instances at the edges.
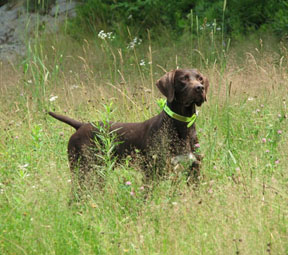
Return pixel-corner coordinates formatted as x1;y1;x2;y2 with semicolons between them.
48;112;84;130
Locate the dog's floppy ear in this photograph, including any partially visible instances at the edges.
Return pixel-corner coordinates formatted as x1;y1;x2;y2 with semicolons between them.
203;76;209;101
156;70;176;103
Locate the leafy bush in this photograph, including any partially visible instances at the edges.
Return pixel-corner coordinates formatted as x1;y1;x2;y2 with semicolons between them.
71;0;288;39
268;1;288;38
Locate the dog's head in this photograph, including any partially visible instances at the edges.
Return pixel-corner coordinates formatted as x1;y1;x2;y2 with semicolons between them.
156;69;209;107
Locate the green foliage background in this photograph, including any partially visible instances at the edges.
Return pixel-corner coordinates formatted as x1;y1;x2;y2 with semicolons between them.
71;0;288;38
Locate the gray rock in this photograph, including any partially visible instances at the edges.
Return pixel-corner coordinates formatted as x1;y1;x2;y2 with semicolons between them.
50;0;77;17
0;0;78;61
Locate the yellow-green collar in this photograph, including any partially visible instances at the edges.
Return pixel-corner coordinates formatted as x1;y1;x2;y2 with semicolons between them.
157;99;197;128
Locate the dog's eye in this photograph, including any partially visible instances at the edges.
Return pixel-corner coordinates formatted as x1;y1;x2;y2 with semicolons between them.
197;75;204;84
181;75;190;82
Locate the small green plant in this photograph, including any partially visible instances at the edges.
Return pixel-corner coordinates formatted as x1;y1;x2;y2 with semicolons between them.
91;102;121;182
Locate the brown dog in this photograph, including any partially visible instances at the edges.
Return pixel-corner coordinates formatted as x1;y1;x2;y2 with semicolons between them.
49;69;209;183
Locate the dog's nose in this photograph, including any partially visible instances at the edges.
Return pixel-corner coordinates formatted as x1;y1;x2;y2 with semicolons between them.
195;84;204;93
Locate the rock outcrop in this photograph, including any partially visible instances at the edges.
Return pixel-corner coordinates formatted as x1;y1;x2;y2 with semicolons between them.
0;0;77;61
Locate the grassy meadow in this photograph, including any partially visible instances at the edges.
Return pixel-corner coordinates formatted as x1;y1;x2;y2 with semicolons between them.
0;28;287;254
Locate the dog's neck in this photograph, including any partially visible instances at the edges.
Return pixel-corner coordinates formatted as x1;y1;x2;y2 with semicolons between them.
166;100;196;118
161;100;196;142
160;100;196;149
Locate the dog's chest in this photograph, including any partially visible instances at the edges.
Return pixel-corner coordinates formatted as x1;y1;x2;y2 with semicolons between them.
148;121;196;158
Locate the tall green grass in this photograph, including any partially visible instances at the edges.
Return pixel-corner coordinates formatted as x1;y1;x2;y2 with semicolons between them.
0;22;287;254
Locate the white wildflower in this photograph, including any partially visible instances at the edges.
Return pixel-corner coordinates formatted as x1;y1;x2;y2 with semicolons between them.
98;30;107;40
127;37;142;50
140;59;145;66
106;32;115;40
71;85;79;89
98;30;115;40
19;163;29;170
49;96;58;102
